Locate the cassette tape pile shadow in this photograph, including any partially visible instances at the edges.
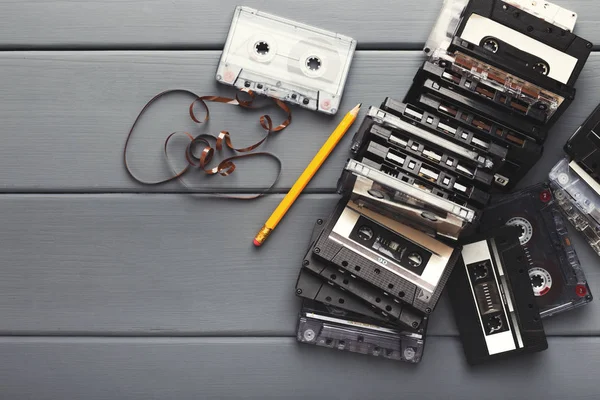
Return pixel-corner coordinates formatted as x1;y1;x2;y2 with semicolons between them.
290;0;597;365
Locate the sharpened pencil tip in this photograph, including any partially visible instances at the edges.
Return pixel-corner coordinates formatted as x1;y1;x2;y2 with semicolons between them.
350;103;362;116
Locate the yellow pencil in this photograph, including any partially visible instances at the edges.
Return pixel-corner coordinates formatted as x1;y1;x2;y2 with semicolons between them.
253;103;362;247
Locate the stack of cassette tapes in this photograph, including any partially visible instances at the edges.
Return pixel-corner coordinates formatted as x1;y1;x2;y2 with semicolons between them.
294;0;594;365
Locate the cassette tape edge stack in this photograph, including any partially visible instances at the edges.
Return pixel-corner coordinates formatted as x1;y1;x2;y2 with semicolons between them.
292;0;597;365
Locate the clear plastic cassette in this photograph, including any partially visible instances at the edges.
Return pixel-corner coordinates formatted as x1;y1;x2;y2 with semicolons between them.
432;50;565;120
550;158;600;255
216;6;356;114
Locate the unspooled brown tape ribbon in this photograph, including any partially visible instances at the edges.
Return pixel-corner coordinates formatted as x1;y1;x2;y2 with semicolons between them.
123;88;292;199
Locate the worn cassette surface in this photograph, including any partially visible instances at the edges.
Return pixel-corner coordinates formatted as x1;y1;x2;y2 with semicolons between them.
297;218;424;328
550;158;600;256
479;183;592;317
216;6;356;114
448;226;548;365
312;197;461;314
564;103;600;182
296;299;427;363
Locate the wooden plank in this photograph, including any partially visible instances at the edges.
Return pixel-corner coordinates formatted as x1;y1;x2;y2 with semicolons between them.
0;336;598;399
0;0;597;48
0;193;597;336
0;51;600;192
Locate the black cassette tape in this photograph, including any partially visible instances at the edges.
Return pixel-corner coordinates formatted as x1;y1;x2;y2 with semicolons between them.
375;98;509;165
455;0;592;87
479;183;592;318
312;197;461;314
415;60;547;136
409;65;544;142
297;218;425;328
448;226;548;365
564;103;600;182
296;268;390;323
412;93;543;190
362;140;490;208
354;116;494;186
296;299;427;363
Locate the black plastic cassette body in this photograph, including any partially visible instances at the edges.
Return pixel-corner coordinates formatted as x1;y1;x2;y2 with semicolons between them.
296;218;424;328
564;103;600;182
479;183;592;318
312;197;461;314
354;115;494;187
409;91;543;190
455;0;592;88
297;299;427;363
448;226;548;365
409;61;545;141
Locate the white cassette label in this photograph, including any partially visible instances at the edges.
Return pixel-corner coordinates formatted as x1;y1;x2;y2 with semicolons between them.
460;14;578;84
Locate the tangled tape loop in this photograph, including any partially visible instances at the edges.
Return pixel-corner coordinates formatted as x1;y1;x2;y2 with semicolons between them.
124;88;292;198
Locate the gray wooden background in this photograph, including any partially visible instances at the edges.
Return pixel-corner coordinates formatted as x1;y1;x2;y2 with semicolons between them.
2;1;600;399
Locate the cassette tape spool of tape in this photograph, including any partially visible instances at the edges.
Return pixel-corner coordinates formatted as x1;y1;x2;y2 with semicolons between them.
550;158;600;256
297;299;427;363
448;226;548;364
297;218;425;329
479;183;592;318
216;6;356;114
311;197;462;314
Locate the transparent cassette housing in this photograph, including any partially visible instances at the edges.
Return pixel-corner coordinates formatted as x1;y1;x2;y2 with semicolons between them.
216;6;356;114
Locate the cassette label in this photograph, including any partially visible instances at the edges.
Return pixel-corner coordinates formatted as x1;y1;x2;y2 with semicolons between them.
216;6;356;114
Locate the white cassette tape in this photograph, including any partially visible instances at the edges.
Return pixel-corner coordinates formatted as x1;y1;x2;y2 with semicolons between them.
216;6;357;115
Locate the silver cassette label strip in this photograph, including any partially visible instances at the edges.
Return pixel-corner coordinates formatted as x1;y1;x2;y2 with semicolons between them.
462;240;521;355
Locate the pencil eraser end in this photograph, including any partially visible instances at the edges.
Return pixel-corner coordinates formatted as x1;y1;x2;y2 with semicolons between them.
253;239;262;247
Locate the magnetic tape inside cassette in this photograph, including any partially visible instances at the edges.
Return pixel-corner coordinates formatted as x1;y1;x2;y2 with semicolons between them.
216;6;356;114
